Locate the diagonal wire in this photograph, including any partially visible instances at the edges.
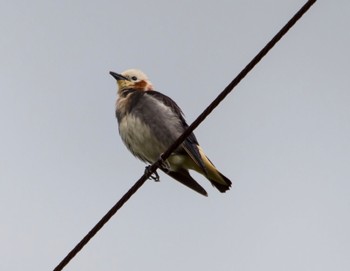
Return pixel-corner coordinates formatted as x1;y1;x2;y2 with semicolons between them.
53;0;317;270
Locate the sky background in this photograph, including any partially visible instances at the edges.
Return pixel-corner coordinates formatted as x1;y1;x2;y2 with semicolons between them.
1;0;349;270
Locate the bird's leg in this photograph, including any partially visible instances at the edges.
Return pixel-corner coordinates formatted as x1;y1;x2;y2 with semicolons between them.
145;165;160;182
144;155;169;182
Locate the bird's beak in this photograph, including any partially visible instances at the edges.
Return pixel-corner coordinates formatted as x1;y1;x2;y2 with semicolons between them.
109;71;129;81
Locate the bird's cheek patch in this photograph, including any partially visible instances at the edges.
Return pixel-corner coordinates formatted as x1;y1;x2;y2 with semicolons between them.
135;80;148;90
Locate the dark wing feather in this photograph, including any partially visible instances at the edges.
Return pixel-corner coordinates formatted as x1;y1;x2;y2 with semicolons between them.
145;91;199;145
146;90;208;174
159;167;208;196
182;141;208;175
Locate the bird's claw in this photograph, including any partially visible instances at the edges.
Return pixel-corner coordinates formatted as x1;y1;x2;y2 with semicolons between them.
145;165;160;182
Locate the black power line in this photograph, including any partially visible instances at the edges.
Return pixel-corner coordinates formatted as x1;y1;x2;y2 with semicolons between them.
53;1;317;270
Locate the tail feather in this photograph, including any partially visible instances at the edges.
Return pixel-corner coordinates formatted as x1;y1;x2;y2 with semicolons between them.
159;167;208;196
196;147;232;193
208;172;232;193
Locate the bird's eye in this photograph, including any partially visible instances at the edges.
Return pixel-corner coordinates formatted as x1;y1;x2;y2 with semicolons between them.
131;76;138;81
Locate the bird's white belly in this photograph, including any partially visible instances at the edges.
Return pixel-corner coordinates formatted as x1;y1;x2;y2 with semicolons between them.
119;114;167;163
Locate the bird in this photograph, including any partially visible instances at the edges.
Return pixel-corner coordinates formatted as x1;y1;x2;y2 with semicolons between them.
110;69;232;196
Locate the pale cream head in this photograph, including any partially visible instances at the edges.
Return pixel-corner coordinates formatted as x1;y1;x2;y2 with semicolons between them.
110;69;154;93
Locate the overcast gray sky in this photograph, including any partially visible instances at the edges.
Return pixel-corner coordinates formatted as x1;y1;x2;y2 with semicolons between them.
1;0;349;270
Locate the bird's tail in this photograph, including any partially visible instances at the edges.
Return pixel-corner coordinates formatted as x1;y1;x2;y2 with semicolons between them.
197;146;232;193
207;171;232;193
159;167;208;196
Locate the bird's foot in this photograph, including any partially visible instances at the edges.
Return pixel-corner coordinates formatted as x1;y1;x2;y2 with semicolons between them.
145;165;160;182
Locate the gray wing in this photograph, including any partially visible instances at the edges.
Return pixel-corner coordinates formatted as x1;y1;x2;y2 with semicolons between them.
145;91;208;174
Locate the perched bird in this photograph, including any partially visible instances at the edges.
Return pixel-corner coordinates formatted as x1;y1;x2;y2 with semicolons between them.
110;69;232;196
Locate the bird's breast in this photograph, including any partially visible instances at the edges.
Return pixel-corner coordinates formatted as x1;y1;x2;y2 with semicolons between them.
116;92;184;164
118;114;170;163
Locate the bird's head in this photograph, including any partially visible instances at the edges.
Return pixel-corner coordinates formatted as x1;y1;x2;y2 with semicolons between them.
110;69;154;94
